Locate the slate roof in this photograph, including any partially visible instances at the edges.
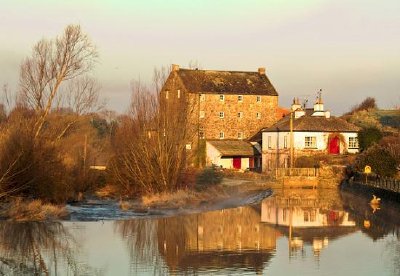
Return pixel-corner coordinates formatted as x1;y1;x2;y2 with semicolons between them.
262;114;360;133
176;69;278;96
207;140;260;157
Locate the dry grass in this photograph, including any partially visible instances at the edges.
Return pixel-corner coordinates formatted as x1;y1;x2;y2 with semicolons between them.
0;198;68;221
95;184;119;198
140;185;228;209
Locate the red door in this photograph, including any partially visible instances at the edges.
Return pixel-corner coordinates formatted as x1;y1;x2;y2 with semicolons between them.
233;158;241;169
329;136;340;154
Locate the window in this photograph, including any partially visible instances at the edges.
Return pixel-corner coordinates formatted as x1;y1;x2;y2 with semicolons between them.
219;94;225;101
219;111;224;118
199;127;205;139
177;89;181;98
238;95;243;102
304;212;309;222
283;136;288;149
165;91;169;99
268;136;272;149
238;132;243;139
199;111;205;118
305;136;317;148
200;93;205;101
237;112;243;118
256;96;261;102
349;137;359;148
219;132;224;139
256;112;261;119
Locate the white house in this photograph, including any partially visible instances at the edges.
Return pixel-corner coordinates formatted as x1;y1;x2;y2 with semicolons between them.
257;96;360;172
206;140;261;171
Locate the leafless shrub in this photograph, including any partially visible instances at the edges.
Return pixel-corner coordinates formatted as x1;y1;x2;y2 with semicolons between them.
19;24;98;139
110;70;197;196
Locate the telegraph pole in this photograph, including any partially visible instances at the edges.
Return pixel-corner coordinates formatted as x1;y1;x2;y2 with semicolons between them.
290;112;294;168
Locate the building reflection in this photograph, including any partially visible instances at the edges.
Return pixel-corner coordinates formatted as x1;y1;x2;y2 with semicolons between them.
157;207;278;273
261;189;357;257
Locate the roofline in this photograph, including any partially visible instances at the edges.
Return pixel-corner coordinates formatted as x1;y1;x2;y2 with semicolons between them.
262;129;359;133
178;68;263;74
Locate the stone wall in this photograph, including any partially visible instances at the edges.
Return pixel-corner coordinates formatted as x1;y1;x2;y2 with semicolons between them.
194;93;278;140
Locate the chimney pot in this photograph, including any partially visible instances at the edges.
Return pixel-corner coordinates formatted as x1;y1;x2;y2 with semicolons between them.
172;64;180;72
258;67;266;75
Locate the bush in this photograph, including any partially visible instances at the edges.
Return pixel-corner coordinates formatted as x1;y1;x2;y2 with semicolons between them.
355;145;397;177
358;127;383;151
195;167;223;190
295;156;320;168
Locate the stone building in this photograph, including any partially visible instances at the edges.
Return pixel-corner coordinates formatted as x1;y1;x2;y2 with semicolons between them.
161;65;279;168
161;65;279;140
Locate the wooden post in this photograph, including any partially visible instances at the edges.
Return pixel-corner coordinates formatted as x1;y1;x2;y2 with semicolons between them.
290;112;294;168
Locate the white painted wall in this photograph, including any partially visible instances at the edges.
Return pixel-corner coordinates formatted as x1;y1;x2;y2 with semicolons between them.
206;141;251;170
262;131;359;153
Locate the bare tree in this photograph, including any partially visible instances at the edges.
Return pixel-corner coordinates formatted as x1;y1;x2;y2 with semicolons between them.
19;24;98;139
110;69;197;196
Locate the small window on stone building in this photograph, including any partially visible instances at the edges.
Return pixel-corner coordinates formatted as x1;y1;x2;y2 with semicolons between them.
256;96;261;102
199;127;205;139
219;94;225;101
238;95;243;102
238;132;243;139
219;132;225;139
200;93;205;101
256;112;261;119
238;112;243;118
177;89;181;98
199;111;205;118
219;112;224;118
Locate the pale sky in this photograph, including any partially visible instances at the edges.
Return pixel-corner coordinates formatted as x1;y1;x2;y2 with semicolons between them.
1;0;399;114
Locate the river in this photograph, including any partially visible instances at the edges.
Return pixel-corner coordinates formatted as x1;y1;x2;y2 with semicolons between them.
0;188;399;275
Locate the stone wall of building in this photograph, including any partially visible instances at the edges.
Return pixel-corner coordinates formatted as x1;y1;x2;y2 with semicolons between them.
193;93;278;140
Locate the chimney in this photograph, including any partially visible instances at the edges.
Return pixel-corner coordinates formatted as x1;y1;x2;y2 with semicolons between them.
258;67;266;75
172;64;180;72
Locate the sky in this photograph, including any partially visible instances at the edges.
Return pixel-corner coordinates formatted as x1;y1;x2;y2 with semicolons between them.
0;0;399;115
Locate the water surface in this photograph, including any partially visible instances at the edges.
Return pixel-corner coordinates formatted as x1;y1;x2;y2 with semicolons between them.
1;188;399;275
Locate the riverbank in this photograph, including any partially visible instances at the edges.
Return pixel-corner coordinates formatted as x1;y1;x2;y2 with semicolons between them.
0;177;275;221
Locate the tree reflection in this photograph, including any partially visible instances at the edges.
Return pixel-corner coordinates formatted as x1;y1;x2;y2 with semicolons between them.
115;219;167;275
0;221;79;275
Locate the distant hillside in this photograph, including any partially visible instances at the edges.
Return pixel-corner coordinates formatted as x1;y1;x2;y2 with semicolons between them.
376;109;400;129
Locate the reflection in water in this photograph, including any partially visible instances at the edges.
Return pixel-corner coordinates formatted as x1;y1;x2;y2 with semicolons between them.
116;207;278;274
261;189;357;258
0;222;77;275
157;207;277;274
1;188;400;275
